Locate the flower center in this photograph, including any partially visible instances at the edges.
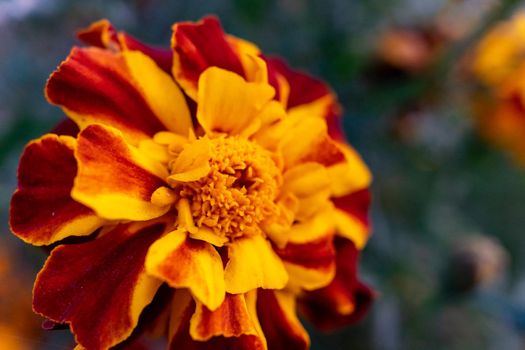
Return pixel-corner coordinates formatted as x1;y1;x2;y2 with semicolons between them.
171;136;281;240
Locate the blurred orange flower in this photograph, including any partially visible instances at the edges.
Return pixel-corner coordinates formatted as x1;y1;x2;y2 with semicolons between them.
471;12;525;164
10;17;374;350
0;244;43;350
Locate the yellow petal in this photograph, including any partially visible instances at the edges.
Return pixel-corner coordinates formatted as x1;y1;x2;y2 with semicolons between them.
123;50;193;136
176;198;198;234
197;67;275;137
224;235;288;294
287;94;335;120
168;137;211;183
263;192;298;248
279;117;328;168
328;142;372;197
284;261;335;291
282;162;330;197
145;229;226;311
334;209;369;249
189;226;229;247
287;207;336;244
226;35;267;84
138;139;170;164
257;100;287;128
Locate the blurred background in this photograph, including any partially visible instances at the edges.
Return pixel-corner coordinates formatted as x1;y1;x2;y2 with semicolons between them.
2;0;525;349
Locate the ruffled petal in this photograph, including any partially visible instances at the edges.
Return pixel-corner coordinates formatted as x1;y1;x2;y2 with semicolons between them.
76;19;119;50
224;235;288;294
77;19;173;72
298;238;374;331
171;16;246;100
72;124;170;221
197;67;274;137
10;134;104;245
274;233;336;291
332;189;371;249
257;290;309;350
190;294;256;341
145;229;225;311
33;221;168;350
168;290;265;350
46;47;173;145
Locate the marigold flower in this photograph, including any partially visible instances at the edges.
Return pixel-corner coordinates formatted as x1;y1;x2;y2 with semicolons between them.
10;17;374;350
472;12;525;86
471;12;525;164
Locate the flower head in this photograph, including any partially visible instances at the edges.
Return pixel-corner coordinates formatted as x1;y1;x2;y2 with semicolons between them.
10;17;373;350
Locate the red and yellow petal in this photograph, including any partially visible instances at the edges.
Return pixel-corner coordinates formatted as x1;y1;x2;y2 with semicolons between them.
224;235;288;294
274;233;336;291
122;50;193;136
275;116;345;170
77;19;173;73
10;134;104;245
189;294;257;341
72;124;170;221
77;19;119;50
33;221;168;350
168;290;265;350
46;47;182;145
145;229;225;311
257;290;309;350
328;142;372;198
332;189;371;249
298;238;374;331
171;16;246;100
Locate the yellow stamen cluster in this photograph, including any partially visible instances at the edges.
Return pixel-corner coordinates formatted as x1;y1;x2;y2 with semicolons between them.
174;136;281;240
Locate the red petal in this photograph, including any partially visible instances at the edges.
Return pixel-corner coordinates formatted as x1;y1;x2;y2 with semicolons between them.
51;118;80;137
257;290;309;350
325;102;345;141
172;16;245;98
264;57;330;109
10;135;102;245
46;47;167;144
33;221;167;350
298;238;374;331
